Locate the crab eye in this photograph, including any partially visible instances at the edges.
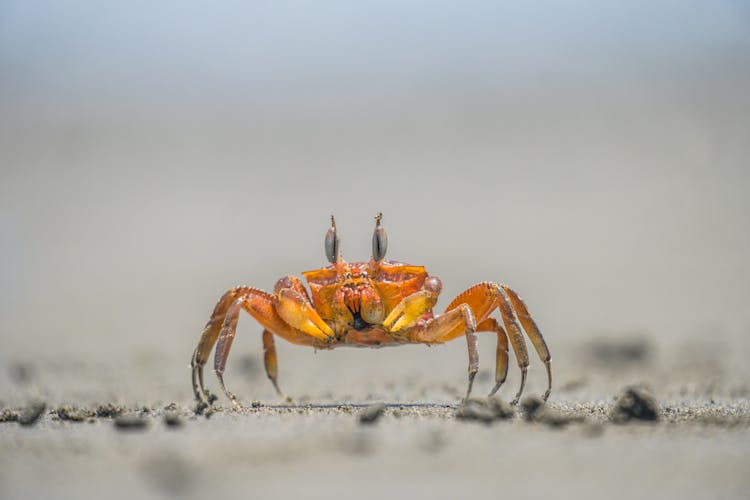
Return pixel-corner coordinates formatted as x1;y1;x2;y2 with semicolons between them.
371;212;388;262
325;215;340;264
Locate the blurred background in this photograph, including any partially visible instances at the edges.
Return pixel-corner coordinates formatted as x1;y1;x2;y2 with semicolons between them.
1;0;749;404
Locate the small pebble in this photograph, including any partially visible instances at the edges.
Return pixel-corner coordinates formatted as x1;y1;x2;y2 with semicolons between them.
456;397;515;424
358;403;386;425
519;396;545;421
610;386;660;423
163;413;183;428
19;401;46;426
114;415;149;431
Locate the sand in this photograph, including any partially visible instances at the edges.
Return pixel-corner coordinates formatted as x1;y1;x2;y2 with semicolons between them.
1;338;749;500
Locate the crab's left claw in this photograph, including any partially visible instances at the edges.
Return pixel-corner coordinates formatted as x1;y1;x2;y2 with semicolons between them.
275;283;335;341
383;276;442;332
383;291;437;331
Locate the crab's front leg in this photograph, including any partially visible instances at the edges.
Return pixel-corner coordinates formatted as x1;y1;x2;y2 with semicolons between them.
192;284;320;410
408;304;479;400
192;286;254;405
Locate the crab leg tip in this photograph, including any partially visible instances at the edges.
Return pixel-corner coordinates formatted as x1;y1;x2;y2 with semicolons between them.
488;379;504;397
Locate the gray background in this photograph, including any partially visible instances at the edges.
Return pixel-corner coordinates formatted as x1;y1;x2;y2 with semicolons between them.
1;1;749;498
2;0;749;387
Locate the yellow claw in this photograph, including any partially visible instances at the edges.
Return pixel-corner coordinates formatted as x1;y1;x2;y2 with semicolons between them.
383;290;437;332
277;289;335;340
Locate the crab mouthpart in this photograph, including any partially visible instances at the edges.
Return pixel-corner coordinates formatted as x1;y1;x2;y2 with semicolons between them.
343;286;361;313
350;310;369;331
344;296;370;331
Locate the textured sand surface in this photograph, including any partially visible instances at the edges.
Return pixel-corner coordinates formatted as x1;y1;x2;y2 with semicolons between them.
2;339;749;500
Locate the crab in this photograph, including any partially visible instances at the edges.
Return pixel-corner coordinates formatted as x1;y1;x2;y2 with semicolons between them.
191;213;551;409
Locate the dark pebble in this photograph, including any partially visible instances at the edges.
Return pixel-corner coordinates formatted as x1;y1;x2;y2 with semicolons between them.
519;396;545;420
19;401;46;426
163;413;183;428
358;403;387;425
456;397;515;424
114;415;149;431
610;386;660;423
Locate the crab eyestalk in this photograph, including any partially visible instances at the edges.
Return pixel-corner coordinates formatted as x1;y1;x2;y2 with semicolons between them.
372;212;388;262
325;215;341;264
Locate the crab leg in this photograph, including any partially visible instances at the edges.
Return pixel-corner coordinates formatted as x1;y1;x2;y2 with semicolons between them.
192;285;320;409
211;288;319;408
410;304;478;400
444;283;513;397
213;296;246;409
496;289;530;405
192;287;253;404
475;318;510;397
262;329;290;402
501;285;552;400
444;282;551;403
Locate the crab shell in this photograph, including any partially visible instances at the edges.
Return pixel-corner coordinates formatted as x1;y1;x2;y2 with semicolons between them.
302;260;442;337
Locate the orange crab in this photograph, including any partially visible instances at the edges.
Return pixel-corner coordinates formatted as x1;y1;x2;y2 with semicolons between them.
191;214;551;409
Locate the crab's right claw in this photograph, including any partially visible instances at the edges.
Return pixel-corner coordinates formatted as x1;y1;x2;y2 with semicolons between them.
276;289;335;340
383;277;442;332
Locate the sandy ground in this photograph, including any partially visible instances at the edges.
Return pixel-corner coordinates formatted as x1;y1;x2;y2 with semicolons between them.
1;337;749;500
